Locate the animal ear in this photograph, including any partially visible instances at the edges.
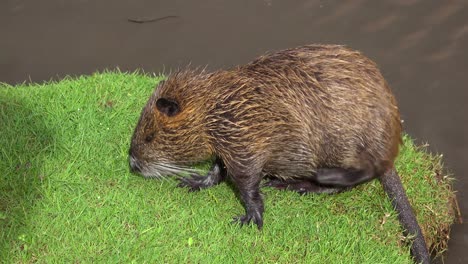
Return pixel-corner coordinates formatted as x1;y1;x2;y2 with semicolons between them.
156;98;180;117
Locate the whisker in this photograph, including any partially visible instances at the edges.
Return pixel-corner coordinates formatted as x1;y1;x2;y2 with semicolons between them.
142;161;207;180
160;163;203;173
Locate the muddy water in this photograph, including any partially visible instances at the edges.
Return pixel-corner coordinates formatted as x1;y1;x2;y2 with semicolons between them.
1;0;467;262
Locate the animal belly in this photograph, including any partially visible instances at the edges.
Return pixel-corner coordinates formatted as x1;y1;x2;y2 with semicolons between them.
262;162;317;181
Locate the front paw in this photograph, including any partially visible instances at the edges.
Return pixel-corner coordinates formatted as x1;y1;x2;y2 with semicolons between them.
232;212;263;229
176;174;208;191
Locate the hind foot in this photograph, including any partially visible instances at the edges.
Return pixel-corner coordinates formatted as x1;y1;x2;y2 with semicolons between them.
316;167;376;187
263;179;345;194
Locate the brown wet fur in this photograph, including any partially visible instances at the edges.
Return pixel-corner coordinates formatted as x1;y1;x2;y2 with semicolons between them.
129;44;429;263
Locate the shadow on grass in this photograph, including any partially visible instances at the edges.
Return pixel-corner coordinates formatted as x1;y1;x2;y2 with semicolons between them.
0;94;56;257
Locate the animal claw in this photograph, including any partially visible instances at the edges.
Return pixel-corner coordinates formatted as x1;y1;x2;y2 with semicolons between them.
176;176;202;192
232;213;263;229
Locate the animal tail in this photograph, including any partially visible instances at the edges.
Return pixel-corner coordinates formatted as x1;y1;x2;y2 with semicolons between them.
380;167;430;264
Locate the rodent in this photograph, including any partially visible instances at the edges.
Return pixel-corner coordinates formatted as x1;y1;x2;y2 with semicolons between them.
129;44;429;264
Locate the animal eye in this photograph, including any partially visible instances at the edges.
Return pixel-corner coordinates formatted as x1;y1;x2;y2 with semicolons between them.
145;132;155;143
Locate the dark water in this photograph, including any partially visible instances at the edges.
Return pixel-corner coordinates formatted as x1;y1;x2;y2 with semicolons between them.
1;0;467;262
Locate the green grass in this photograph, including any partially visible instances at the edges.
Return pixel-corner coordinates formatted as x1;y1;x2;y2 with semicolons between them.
0;71;456;263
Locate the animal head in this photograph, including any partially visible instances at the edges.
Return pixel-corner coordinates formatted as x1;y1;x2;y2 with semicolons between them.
129;72;213;178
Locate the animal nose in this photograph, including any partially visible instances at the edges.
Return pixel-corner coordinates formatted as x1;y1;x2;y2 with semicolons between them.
129;155;141;174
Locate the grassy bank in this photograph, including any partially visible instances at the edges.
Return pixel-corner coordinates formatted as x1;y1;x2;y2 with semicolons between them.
0;72;456;263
